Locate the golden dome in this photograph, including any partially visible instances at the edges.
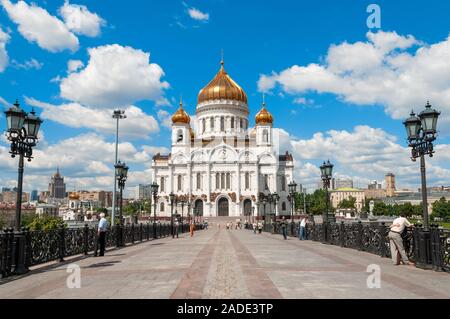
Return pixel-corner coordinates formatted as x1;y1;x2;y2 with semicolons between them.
255;103;273;125
198;61;247;105
172;99;190;125
69;193;80;200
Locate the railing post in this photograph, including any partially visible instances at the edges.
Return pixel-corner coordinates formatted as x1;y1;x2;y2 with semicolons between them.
414;225;433;269
146;223;150;241
116;225;121;247
1;228;14;277
83;224;89;255
340;221;345;247
58;227;65;262
140;223;143;242
356;221;363;251
379;222;388;257
430;225;443;272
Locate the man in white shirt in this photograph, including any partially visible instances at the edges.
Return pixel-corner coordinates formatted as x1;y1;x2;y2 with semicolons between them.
298;217;307;240
388;214;412;265
96;213;108;257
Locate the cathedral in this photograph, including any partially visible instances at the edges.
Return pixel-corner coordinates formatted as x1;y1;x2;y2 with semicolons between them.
151;60;294;218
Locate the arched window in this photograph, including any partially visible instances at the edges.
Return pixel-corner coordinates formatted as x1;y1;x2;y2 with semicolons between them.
264;175;269;190
220;116;225;131
196;173;201;190
263;129;269;143
245;172;250;190
177;129;183;142
216;173;220;189
177;175;182;191
160;177;165;192
240;118;243;129
282;202;286;211
281;175;286;191
231;117;235;129
202;119;206;133
226;173;231;189
160;202;165;212
211;117;215;130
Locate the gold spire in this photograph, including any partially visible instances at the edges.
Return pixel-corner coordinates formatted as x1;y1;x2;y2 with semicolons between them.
255;94;273;125
197;59;248;105
171;97;190;125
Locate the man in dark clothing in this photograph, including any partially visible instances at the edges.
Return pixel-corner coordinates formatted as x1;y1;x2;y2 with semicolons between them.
281;216;288;240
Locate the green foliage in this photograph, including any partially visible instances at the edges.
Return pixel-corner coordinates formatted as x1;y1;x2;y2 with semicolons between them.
294;189;334;216
123;201;152;217
338;196;356;209
432;197;450;220
96;207;108;214
26;215;66;231
0;216;5;229
370;200;422;217
21;214;36;228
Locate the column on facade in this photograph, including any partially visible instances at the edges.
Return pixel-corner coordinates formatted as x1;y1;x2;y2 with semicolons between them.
188;163;192;200
207;163;211;216
236;163;241;217
255;163;260;220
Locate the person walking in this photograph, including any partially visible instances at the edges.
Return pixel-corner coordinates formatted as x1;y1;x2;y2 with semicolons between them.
298;217;307;240
95;213;108;257
257;221;263;234
253;222;257;234
388;214;413;265
174;219;180;238
280;216;288;240
189;220;195;237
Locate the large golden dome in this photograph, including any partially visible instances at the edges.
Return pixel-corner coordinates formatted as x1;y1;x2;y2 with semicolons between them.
255;103;273;125
198;61;247;104
172;99;190;125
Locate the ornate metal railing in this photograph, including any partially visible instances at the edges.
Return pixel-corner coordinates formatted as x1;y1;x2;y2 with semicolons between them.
1;222;204;279
255;221;448;273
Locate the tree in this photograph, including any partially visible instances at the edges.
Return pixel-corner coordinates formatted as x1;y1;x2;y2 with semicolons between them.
0;216;5;229
26;216;66;231
432;197;450;220
338;196;356;209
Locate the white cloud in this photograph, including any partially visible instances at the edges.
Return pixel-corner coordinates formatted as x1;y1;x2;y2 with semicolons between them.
58;0;106;37
60;44;170;108
67;59;84;73
259;31;450;130
157;109;173;129
25;98;160;139
187;7;209;21
0;27;10;72
1;0;79;52
12;58;43;70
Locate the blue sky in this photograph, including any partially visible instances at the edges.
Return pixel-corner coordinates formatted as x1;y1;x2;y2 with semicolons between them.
0;0;450;195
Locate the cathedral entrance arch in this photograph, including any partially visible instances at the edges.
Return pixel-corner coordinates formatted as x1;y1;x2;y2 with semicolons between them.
243;199;252;217
217;197;229;217
194;199;204;218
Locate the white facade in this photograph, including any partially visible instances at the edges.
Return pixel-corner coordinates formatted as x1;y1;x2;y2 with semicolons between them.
151;62;294;218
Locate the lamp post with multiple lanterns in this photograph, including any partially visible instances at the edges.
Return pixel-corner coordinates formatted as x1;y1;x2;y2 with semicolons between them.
288;181;297;234
4;100;43;275
403;101;440;269
320;160;333;243
151;181;159;239
115;161;128;247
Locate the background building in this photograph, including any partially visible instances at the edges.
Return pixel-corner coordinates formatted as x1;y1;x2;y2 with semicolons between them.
135;184;152;200
48;168;66;199
385;173;396;197
335;178;353;189
30;190;39;202
368;180;382;190
330;188;365;213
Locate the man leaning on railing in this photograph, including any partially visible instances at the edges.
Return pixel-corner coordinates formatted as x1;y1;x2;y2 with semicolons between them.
388;214;414;266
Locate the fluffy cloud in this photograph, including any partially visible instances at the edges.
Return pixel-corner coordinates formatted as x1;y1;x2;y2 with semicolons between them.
26;98;160;139
12;58;43;70
282;125;450;189
1;0;79;52
0;132;165;193
259;31;450;129
188;7;209;21
0;27;10;72
67;59;84;73
157;109;173;129
58;0;106;37
60;44;170;108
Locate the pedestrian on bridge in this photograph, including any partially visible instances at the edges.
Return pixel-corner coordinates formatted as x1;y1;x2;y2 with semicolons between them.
388;214;412;266
95;213;108;257
298;217;307;240
189;220;195;237
280;216;288;240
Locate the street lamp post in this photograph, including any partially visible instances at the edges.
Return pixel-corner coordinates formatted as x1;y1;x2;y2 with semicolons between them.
272;192;279;234
111;110;126;228
288;181;297;235
252;206;255;224
115;161;128;247
403;102;440;268
180;198;185;233
320;160;334;243
262;196;267;230
169;192;175;238
151;181;159;239
4;100;43;275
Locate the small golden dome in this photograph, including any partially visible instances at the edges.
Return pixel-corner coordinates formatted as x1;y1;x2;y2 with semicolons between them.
172;99;190;125
198;60;247;105
69;193;80;200
255;104;273;125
